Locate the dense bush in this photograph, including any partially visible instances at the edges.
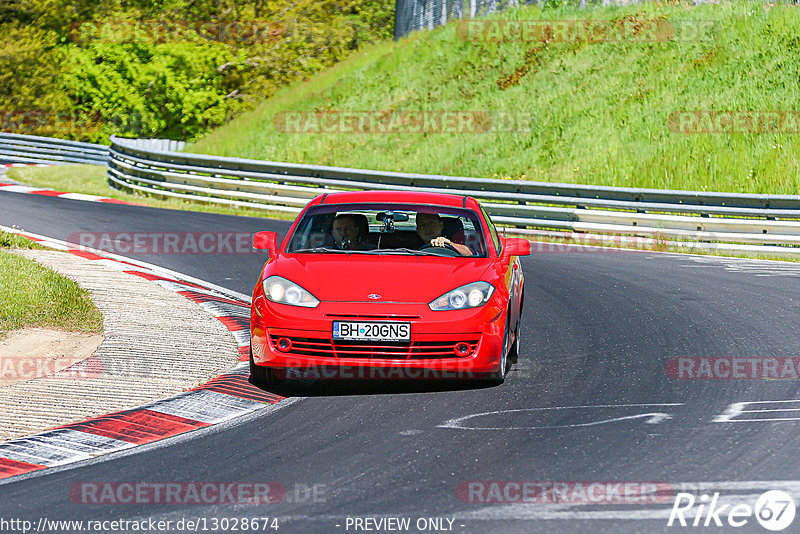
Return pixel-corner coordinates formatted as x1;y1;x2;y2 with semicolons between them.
1;0;394;142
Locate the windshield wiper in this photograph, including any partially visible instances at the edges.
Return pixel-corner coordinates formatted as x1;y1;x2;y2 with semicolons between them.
291;247;375;254
291;247;448;256
291;247;347;253
374;248;443;256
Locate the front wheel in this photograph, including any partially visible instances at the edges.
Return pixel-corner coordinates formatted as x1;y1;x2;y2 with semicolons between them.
486;314;513;385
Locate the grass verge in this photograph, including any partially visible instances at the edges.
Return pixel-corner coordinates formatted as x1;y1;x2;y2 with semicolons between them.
191;0;800;195
0;232;103;336
0;231;45;250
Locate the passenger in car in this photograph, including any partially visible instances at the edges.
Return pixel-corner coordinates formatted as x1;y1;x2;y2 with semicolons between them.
415;213;473;256
332;213;376;250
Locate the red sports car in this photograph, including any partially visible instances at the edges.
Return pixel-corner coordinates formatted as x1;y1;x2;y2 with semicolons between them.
249;191;530;385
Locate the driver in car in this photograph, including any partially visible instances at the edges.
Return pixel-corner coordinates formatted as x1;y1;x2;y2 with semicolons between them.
415;212;473;256
332;213;376;250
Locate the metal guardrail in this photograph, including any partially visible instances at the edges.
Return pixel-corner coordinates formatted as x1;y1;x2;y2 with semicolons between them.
106;135;800;251
115;138;186;152
3;131;800;253
0;133;108;165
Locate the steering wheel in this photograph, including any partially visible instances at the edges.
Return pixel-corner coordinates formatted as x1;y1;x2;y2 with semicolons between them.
419;243;462;256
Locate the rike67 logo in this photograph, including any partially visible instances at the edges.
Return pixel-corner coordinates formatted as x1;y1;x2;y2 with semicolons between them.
668;490;796;531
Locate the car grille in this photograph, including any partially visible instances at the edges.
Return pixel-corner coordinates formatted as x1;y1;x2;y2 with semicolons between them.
269;335;478;359
325;314;421;320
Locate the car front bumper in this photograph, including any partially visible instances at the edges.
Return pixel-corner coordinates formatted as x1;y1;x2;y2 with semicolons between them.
250;295;506;378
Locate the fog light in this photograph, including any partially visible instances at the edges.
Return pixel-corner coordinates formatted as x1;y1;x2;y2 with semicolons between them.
276;337;292;352
454;342;472;357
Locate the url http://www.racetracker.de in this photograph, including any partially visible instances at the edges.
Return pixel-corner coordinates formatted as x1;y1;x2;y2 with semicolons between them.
0;516;281;533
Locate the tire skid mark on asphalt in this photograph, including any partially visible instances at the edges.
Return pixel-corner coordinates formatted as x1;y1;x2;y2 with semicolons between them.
0;227;285;482
175;288;250;307
193;373;284;403
183;292;253;311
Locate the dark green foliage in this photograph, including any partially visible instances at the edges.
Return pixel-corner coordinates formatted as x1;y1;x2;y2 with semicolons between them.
1;0;394;142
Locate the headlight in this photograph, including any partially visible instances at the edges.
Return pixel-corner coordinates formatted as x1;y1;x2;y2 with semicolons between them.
429;282;494;311
263;276;319;308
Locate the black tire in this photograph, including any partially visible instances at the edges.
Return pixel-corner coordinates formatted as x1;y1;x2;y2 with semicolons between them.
508;319;520;365
486;313;513;385
249;344;278;387
510;288;523;364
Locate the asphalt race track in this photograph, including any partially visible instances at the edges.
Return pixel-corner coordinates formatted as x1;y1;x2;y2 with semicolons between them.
2;189;800;533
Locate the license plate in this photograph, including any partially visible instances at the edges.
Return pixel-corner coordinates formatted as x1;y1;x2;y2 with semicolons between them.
332;321;411;341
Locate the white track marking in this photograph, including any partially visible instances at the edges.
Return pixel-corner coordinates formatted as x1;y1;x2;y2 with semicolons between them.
146;390;268;424
24;429;132;455
58;192;110;202
0;185;38;193
0;432;133;467
0;397;303;485
439;404;683;430
715;399;800;423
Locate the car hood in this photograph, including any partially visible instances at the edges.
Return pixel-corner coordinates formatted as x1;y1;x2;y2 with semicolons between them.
270;254;493;303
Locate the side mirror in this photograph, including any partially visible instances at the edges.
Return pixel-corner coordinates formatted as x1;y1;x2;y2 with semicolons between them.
253;231;278;256
502;238;531;258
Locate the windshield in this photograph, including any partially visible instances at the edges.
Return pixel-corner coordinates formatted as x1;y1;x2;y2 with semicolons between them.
286;203;488;257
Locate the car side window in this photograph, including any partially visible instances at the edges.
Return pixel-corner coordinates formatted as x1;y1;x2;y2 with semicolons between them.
480;205;502;255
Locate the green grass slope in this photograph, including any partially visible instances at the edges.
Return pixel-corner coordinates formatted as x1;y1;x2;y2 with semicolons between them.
0;233;103;335
191;0;800;194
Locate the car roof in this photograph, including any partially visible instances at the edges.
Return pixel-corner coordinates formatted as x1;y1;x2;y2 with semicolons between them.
314;190;477;209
